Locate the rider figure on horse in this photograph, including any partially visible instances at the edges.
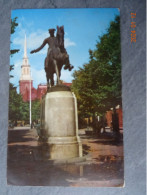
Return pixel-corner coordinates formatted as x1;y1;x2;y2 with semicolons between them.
30;28;73;72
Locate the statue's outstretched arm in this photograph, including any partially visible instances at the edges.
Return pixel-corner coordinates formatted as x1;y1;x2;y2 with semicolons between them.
30;39;47;54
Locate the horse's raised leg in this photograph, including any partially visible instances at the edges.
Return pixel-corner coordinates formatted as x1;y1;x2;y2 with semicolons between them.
63;54;74;71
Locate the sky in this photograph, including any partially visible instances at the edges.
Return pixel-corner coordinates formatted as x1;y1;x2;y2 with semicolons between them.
10;8;120;91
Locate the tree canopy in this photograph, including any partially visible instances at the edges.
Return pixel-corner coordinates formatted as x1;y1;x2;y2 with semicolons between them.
10;17;19;76
72;16;121;119
9;17;21;121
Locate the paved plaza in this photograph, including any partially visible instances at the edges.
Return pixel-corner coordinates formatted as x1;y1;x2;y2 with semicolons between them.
7;127;124;187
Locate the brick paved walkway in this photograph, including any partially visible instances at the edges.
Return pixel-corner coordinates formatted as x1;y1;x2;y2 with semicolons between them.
7;127;124;187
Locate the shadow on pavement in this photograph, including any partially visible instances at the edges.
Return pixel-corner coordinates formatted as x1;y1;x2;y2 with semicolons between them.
8;129;35;143
89;140;123;146
82;144;91;155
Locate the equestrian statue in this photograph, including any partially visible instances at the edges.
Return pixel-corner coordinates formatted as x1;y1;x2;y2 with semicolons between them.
30;26;73;89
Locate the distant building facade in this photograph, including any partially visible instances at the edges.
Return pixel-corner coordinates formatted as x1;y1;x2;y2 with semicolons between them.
105;106;123;129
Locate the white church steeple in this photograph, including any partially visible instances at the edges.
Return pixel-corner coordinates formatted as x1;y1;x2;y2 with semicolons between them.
20;34;32;81
24;33;27;58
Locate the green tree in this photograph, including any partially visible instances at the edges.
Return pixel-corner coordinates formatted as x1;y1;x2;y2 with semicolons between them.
9;83;24;121
20;101;29;122
31;100;41;122
93;15;121;110
10;17;19;77
9;17;22;122
72;15;121;122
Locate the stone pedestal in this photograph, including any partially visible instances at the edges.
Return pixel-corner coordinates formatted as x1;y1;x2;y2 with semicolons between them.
40;85;82;160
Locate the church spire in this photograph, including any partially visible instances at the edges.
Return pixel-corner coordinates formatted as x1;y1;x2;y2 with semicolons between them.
24;33;27;58
22;33;29;66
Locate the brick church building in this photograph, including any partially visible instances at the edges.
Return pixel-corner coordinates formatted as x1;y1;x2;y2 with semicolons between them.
19;34;45;101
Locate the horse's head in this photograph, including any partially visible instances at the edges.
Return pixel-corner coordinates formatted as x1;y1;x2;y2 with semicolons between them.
56;25;64;47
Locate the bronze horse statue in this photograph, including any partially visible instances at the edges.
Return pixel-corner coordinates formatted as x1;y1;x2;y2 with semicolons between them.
30;26;73;89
